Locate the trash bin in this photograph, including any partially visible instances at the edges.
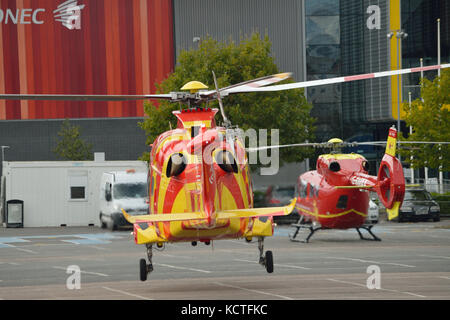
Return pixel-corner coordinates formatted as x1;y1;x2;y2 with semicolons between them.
6;200;24;228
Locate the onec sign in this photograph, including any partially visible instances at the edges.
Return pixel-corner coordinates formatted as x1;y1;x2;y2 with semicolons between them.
0;0;85;30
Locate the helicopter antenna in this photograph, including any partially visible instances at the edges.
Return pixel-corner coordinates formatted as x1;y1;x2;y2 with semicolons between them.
212;71;231;128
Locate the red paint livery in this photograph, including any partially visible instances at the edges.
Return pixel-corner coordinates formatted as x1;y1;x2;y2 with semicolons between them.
290;128;405;242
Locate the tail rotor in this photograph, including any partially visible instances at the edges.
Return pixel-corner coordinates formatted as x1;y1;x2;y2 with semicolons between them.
375;127;405;220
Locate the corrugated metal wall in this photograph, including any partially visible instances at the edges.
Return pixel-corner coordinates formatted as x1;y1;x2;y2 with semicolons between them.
0;0;174;120
173;0;306;81
363;0;391;122
340;0;391;124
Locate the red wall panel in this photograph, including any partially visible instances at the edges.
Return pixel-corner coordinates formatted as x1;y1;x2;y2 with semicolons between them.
0;0;174;120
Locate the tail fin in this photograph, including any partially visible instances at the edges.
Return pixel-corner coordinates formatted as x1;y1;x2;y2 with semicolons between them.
376;127;405;220
385;126;398;157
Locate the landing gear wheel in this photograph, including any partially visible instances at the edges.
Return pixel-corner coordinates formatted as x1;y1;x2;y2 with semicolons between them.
139;259;147;282
139;244;154;282
257;237;274;273
265;250;274;273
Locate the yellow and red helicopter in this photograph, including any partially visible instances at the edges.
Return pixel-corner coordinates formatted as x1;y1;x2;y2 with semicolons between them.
1;63;449;280
1;72;299;278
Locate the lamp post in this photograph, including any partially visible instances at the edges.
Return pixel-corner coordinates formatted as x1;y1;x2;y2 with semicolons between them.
387;30;408;134
408;92;414;184
387;30;408;162
1;146;9;172
0;146;9;225
437;18;443;193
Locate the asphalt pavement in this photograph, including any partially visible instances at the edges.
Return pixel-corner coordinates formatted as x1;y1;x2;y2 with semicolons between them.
1;218;450;300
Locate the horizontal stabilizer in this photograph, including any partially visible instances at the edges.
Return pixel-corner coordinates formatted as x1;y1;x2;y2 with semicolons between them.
217;198;296;219
122;198;296;223
122;209;204;224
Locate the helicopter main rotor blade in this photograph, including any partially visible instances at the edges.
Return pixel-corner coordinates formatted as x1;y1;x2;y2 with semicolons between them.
225;63;450;93
355;141;450;145
248;140;450;151
199;72;292;98
212;70;229;125
247;142;320;152
0;94;173;101
0;73;292;103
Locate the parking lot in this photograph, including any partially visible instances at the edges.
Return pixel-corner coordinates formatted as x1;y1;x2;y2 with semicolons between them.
0;217;450;300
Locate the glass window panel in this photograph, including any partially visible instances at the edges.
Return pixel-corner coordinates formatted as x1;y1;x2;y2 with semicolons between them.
71;187;85;199
307;75;341;103
306;0;340;16
306;16;340;45
306;45;341;74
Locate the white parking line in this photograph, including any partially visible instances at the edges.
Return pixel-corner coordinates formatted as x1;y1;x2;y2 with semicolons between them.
419;254;450;260
102;286;153;300
159;253;192;259
14;247;37;254
226;239;252;246
327;278;426;298
156;263;211;274
328;257;416;268
52;266;109;277
234;259;311;270
214;282;294;300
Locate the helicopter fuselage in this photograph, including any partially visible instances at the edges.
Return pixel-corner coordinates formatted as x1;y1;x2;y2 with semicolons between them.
133;107;277;244
296;154;374;229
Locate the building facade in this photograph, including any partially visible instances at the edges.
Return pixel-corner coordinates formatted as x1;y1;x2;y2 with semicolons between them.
0;0;449;178
0;0;174;176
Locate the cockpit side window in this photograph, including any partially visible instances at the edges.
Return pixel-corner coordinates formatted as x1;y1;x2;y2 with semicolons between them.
300;180;307;198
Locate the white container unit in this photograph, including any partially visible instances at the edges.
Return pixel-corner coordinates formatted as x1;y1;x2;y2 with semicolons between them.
2;160;148;227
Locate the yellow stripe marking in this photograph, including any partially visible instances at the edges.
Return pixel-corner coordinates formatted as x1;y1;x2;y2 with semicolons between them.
296;206;367;218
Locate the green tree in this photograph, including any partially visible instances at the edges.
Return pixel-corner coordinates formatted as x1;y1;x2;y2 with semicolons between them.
53;119;93;161
399;69;450;171
139;33;315;167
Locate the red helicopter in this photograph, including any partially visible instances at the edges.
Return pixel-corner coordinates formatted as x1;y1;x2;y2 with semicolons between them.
251;128;405;242
295;129;405;242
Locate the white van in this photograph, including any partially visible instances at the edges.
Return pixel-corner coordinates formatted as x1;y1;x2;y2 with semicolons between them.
99;169;148;230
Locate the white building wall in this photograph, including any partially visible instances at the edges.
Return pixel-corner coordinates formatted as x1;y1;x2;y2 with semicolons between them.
3;160;147;227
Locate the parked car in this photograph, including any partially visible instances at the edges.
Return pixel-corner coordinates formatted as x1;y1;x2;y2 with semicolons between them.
365;200;379;224
264;185;299;224
397;189;440;222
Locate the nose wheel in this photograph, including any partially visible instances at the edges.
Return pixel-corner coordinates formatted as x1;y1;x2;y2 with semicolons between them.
258;237;274;273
